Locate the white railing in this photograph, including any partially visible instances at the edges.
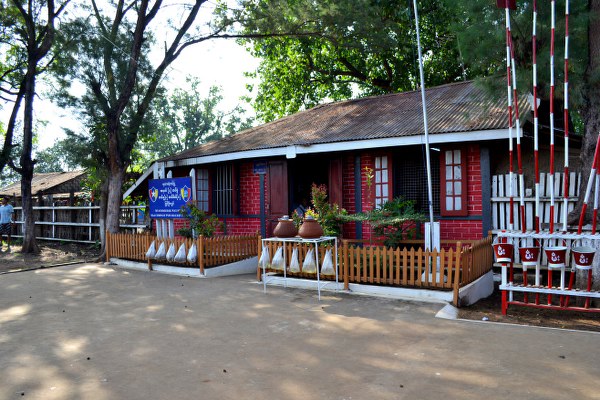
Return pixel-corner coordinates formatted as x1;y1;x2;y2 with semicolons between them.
11;204;146;243
491;172;581;231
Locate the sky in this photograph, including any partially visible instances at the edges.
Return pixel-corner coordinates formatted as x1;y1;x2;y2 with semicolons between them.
35;39;258;150
29;1;259;151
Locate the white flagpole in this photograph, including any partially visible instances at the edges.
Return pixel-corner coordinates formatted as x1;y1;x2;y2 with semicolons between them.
412;0;435;246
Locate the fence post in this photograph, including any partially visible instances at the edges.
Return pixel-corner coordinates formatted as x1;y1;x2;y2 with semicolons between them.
198;235;205;275
105;231;110;263
452;241;462;307
343;240;349;290
257;236;262;281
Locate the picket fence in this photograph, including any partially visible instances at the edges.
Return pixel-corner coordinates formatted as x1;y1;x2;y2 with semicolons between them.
491;172;581;231
105;232;259;274
259;236;494;306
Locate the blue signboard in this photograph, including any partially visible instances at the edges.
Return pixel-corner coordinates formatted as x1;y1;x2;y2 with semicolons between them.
148;177;193;219
253;161;267;175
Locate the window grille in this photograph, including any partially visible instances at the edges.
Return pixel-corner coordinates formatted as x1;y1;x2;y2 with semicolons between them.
196;168;209;212
394;150;440;214
214;164;233;215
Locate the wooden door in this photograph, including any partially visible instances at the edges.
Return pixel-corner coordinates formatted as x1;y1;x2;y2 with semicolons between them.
268;160;288;236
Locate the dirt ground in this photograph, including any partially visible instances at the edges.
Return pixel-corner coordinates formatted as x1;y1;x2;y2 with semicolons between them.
0;240;101;274
458;280;600;333
1;241;599;332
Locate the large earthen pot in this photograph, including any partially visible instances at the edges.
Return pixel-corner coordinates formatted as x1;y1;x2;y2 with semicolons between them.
298;217;323;239
273;216;298;238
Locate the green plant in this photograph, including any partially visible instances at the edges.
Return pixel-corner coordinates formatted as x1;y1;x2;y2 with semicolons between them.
309;184;348;237
350;197;426;249
178;203;223;238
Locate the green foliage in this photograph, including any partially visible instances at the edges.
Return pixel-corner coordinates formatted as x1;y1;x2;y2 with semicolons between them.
177;203;223;238
235;0;478;121
352;197;426;249
309;183;348;237
445;0;589;119
138;77;254;163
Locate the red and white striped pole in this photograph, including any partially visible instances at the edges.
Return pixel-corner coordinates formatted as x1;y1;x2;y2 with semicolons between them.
593;170;599;234
547;0;557;304
504;4;515;232
509;38;527;233
565;133;600;307
549;0;557;234
560;0;571;308
533;0;541;235
576;134;600;234
532;0;541;303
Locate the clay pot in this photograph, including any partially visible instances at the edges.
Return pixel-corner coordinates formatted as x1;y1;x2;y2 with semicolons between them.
298;217;323;239
273;216;298;238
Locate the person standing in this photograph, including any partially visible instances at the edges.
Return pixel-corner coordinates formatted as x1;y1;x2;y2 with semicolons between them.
0;197;14;252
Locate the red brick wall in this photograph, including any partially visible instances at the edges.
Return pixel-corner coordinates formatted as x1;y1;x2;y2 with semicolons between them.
439;144;483;241
222;217;261;235
239;162;262;215
466;144;483;216
342;155;357;238
440;220;483;241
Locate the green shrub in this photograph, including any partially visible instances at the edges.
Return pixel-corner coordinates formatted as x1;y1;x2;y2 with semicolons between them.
177;203;223;238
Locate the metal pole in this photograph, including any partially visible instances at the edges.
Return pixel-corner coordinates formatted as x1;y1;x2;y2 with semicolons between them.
412;0;435;244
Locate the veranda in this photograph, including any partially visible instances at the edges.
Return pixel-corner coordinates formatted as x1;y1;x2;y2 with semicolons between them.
106;231;493;307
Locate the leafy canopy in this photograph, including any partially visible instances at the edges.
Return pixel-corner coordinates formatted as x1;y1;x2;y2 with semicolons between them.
235;0;477;121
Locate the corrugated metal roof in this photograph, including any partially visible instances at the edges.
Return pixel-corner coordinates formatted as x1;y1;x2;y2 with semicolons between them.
0;171;86;197
160;80;530;163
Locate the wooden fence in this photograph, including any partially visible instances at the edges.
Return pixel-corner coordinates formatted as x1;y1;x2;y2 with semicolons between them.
259;236;494;306
491;172;581;231
106;232;259;274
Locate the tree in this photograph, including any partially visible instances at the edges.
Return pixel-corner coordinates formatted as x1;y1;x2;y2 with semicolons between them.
34;137;79;173
0;0;70;253
54;0;243;252
446;1;596;226
140;77;254;161
235;0;474;121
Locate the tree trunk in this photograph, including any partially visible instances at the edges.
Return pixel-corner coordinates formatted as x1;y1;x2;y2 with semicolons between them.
105;170;125;234
97;178;109;259
568;0;600;230
20;61;38;254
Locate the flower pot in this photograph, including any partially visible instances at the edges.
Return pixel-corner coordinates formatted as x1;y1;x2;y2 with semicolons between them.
273;216;298;238
298;217;323;239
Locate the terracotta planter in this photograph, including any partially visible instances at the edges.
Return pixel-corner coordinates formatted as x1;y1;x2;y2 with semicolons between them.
298;217;323;239
273;216;298;238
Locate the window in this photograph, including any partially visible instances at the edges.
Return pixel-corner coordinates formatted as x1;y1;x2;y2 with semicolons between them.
196;168;209;212
394;149;440;214
374;155;391;208
441;148;468;216
214;164;233;215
